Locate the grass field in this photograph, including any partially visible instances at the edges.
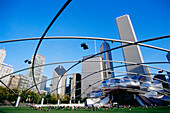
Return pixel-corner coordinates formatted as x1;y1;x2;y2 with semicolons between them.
0;106;169;113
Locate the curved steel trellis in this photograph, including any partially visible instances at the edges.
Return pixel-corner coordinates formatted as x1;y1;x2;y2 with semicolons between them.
0;35;170;52
0;0;169;105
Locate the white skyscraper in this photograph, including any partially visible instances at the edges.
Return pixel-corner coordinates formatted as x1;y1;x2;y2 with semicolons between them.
0;48;13;87
81;55;105;98
0;47;6;64
27;53;45;91
0;63;13;86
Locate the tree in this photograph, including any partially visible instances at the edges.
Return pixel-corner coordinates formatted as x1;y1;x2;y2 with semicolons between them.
0;86;20;104
44;94;51;104
8;88;20;101
0;86;7;102
50;93;58;104
61;95;70;103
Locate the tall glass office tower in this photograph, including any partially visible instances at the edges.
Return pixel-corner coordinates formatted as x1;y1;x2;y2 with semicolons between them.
100;41;115;78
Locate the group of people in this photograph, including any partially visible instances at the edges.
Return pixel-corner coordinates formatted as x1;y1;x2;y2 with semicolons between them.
34;105;84;112
90;105;132;111
31;104;158;112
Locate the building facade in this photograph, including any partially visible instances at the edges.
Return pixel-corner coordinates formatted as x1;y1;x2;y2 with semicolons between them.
8;74;30;90
116;14;151;81
166;52;170;79
18;75;30;90
81;55;105;98
0;63;13;87
0;48;13;87
50;65;67;97
70;73;81;100
27;53;45;91
100;41;115;78
40;75;47;90
0;47;6;64
8;75;20;89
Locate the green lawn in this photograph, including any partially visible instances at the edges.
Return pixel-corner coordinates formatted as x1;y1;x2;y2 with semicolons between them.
0;106;169;113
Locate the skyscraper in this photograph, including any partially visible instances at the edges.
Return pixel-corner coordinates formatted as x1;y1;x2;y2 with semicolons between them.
116;14;151;81
9;74;30;90
8;75;21;89
18;75;30;90
27;53;45;91
70;73;81;100
0;63;13;86
81;55;105;98
40;75;47;90
166;52;170;79
0;47;6;64
50;65;67;97
0;48;13;86
100;41;115;78
166;52;170;61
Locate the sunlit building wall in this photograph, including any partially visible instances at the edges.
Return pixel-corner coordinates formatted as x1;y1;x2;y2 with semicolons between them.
0;47;6;64
116;15;151;81
27;53;45;91
0;63;13;87
9;74;30;90
81;55;105;98
0;47;13;87
100;41;115;78
8;75;20;89
18;75;30;90
50;65;67;97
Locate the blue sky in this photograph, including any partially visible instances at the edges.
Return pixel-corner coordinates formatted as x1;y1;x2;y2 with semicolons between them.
0;0;170;87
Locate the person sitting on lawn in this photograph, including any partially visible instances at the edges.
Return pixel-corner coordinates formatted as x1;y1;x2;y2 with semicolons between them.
129;105;131;111
46;107;50;112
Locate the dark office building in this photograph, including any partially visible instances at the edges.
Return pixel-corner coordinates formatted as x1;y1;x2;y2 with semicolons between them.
71;73;81;100
65;77;72;96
